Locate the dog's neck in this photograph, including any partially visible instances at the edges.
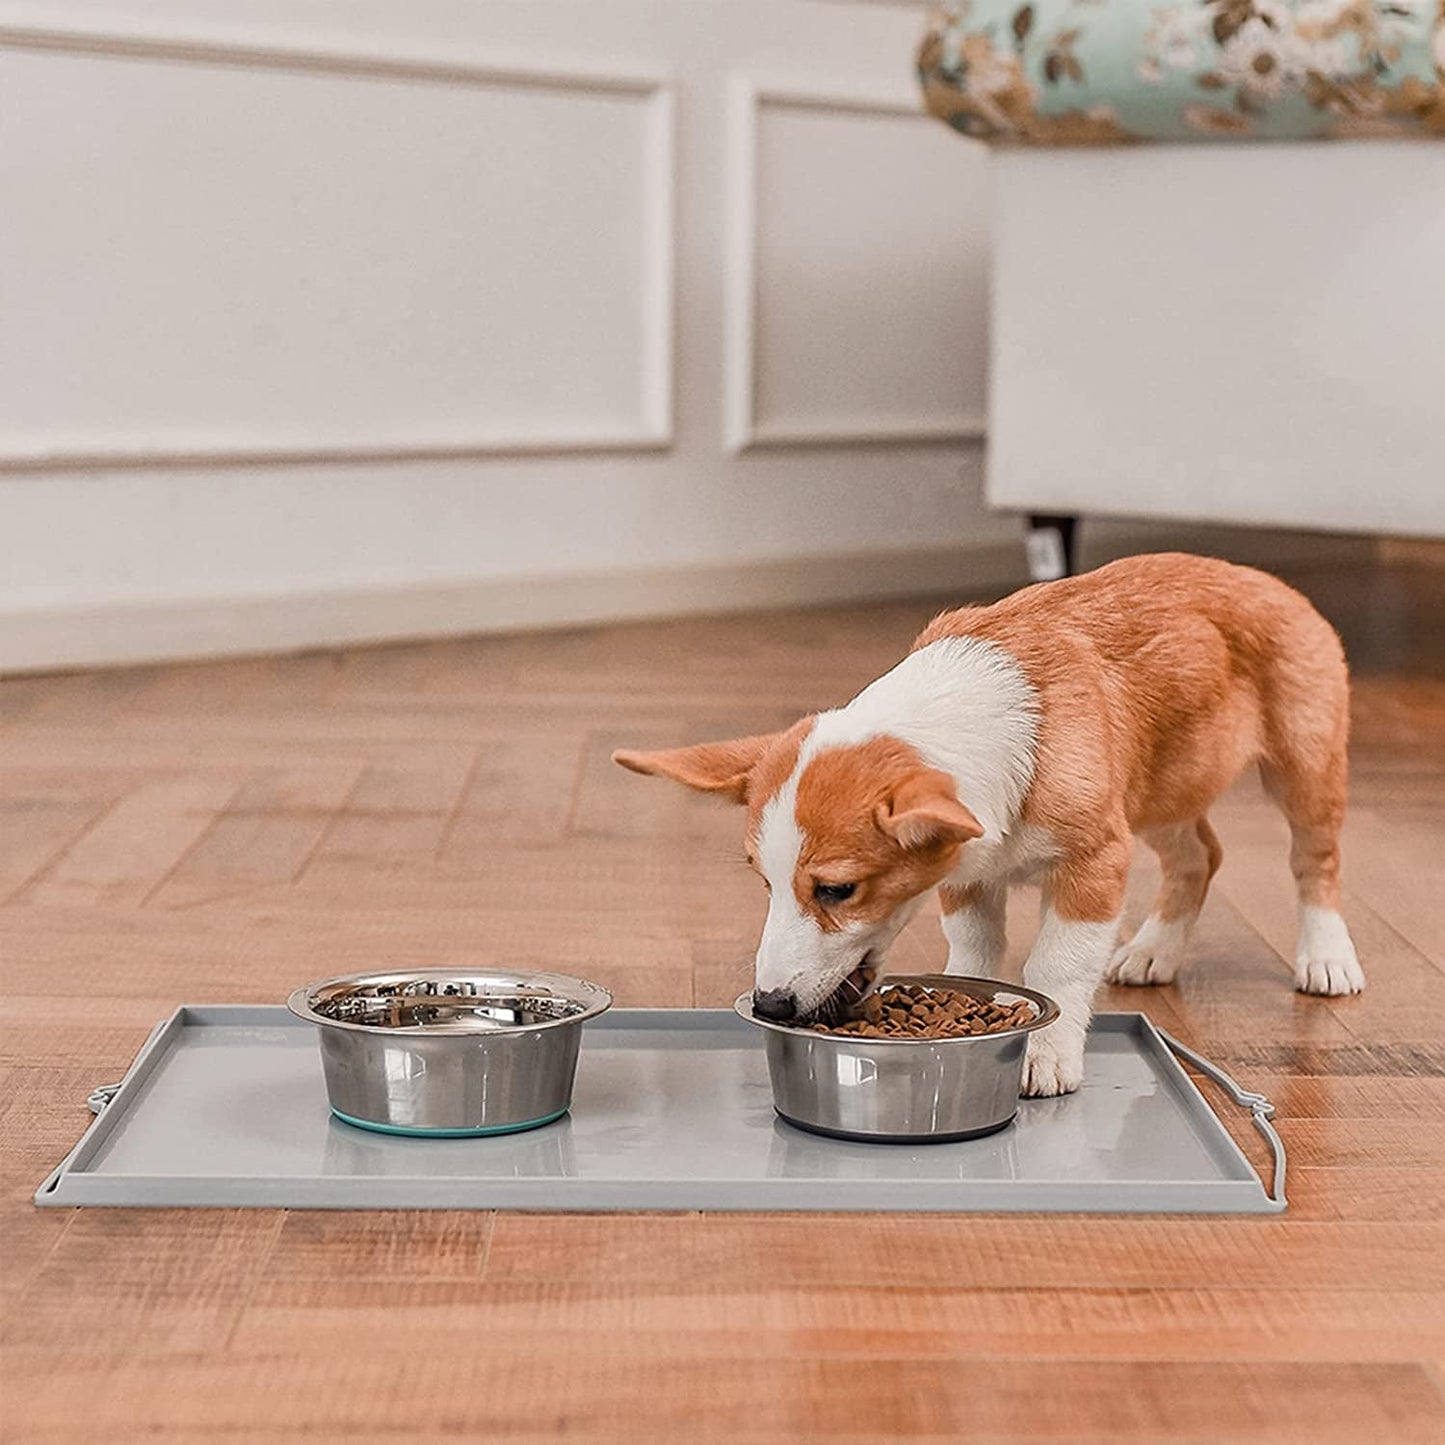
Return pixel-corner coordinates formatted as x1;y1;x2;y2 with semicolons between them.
806;636;1040;843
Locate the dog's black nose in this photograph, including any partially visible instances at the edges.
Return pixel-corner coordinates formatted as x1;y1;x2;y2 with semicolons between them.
752;988;797;1021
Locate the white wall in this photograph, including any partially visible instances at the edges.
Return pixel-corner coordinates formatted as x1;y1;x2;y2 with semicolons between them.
0;1;1384;672
0;0;1023;669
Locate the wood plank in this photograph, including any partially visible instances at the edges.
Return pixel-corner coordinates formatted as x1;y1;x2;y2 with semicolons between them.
0;673;56;726
0;1064;138;1179
311;810;453;863
310;743;479;865
143;811;343;908
1276;1118;1445;1170
228;1277;1445;1363
0;911;696;1008
1314;905;1445;1045
3;1353;1439;1442
337;745;479;815
144;765;361;909
0;1202;72;1313
439;726;588;851
0;1209;283;1355
118;652;342;719
294;835;765;944
0;796;111;901
226;762;360;813
1192;1040;1445;1076
1285;1168;1445;1222
1338;807;1445;963
1243;1075;1445;1119
0;997;185;1072
484;1215;1445;1292
7;666;157;729
262;1211;494;1281
19;774;242;909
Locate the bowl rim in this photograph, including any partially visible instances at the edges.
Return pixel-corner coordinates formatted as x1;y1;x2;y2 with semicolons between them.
733;973;1060;1043
287;968;613;1036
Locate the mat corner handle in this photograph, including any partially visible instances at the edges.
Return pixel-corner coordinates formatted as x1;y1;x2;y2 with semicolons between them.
1156;1028;1287;1211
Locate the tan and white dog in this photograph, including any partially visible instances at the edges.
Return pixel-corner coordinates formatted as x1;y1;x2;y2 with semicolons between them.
614;554;1362;1096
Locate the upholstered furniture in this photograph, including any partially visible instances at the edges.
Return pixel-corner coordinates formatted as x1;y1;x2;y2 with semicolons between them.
919;0;1444;144
917;2;1445;561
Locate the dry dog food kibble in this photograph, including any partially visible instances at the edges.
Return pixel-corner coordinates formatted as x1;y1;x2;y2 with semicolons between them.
809;984;1035;1039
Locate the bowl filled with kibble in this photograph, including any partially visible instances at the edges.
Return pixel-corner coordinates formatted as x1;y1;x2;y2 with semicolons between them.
734;974;1059;1142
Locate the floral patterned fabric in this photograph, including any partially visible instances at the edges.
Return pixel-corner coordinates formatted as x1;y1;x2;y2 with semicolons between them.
918;0;1445;143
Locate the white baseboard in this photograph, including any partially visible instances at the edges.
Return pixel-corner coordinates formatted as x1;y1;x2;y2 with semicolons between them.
0;525;1379;674
0;544;1024;674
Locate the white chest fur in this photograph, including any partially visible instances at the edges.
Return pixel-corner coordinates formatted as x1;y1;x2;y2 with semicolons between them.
947;820;1059;888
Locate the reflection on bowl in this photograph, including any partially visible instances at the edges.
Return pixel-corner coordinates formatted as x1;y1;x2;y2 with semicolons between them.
288;969;611;1136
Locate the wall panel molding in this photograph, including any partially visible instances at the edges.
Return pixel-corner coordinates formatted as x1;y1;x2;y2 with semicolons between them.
724;74;987;453
0;21;675;470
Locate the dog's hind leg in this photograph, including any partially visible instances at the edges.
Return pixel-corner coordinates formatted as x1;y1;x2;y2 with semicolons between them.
1106;818;1221;987
1258;609;1363;997
1261;752;1364;996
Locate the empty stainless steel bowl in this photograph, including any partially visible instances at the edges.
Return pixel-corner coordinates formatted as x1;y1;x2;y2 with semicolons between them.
735;974;1059;1143
287;969;612;1136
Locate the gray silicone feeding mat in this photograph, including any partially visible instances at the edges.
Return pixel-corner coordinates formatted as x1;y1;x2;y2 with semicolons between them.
37;1007;1282;1212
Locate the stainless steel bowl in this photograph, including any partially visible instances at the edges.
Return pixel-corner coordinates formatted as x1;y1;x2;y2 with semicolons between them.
287;969;612;1137
735;974;1059;1143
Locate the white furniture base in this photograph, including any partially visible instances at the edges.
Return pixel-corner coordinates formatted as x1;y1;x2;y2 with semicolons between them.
989;143;1445;538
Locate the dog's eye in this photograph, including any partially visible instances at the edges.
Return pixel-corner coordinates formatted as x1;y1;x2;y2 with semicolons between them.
813;881;856;906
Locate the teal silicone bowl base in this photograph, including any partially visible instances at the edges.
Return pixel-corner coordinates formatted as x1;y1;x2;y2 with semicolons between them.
330;1106;568;1138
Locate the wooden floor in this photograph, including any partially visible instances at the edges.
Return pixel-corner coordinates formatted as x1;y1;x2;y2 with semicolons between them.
3;557;1443;1442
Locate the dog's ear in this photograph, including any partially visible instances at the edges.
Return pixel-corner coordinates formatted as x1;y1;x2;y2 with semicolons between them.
875;769;983;850
612;732;781;804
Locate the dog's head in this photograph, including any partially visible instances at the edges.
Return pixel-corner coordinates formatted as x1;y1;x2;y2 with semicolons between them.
614;720;981;1021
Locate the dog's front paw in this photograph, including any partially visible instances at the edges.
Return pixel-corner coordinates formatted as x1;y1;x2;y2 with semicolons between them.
1105;914;1190;987
1295;907;1365;997
1021;1029;1084;1097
